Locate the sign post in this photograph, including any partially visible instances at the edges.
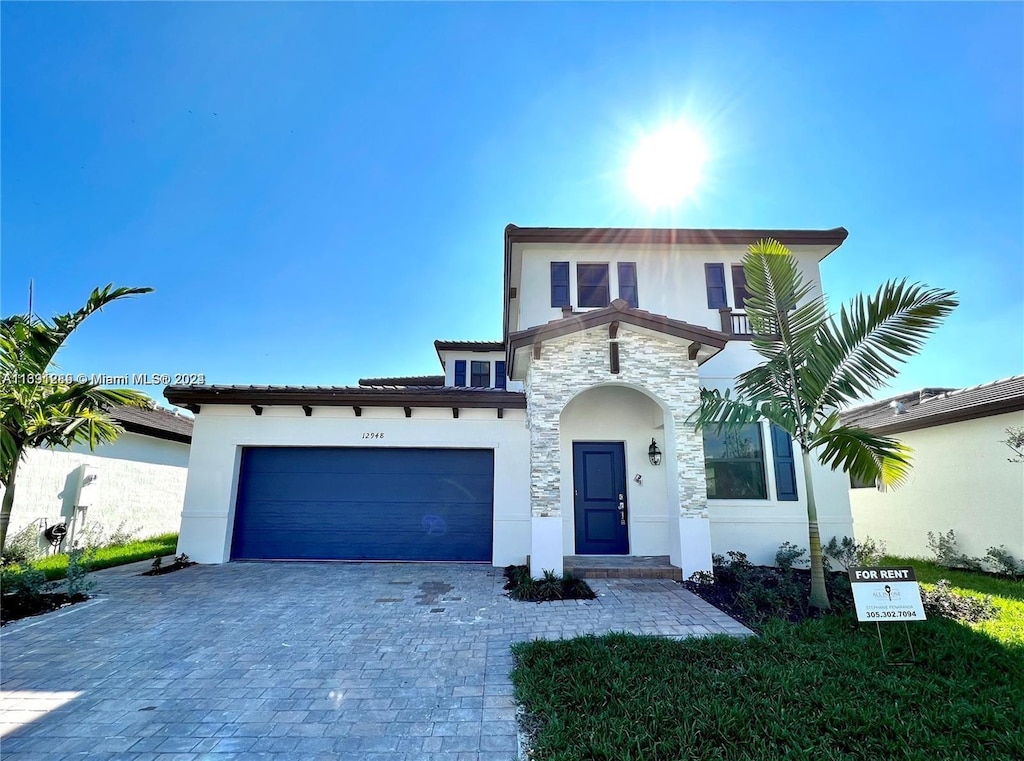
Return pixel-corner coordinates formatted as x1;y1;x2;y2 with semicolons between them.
848;566;926;665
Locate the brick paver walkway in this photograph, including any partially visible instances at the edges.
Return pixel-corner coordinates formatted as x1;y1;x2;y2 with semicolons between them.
0;562;750;760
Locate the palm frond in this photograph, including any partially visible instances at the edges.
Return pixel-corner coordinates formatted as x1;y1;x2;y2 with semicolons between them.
810;413;912;490
804;281;958;411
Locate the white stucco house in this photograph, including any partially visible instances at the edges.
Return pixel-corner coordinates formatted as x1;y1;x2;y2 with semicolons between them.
166;224;855;577
845;375;1024;562
4;404;193;551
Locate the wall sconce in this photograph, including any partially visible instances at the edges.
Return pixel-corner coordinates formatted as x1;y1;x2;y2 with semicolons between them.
648;438;662;466
633;474;643;485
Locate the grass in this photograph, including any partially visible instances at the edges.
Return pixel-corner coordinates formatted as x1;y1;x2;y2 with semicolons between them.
512;616;1024;761
30;533;179;580
885;554;1024;647
513;561;1024;760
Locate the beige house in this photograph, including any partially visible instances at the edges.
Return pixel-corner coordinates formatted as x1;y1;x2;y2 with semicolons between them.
845;375;1024;563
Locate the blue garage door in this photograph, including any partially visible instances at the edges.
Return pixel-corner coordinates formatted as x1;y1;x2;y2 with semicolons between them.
231;447;494;562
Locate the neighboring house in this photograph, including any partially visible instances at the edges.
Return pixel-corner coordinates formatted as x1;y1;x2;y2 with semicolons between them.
844;375;1024;562
166;224;854;576
4;404;193;550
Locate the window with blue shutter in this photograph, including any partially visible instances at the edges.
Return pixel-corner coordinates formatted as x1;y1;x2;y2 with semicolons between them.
551;262;570;308
454;360;466;387
470;361;490;388
704;263;728;309
770;424;798;501
495;360;506;389
617;262;638;308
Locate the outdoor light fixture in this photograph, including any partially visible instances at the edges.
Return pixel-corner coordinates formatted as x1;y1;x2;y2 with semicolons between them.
648;438;662;466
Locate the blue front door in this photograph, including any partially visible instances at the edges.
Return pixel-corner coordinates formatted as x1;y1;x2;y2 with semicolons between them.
572;442;629;555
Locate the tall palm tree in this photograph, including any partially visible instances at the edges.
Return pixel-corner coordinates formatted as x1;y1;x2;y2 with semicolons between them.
695;240;957;610
0;285;153;553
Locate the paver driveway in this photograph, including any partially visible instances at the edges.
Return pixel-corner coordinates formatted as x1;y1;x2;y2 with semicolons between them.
0;562;749;760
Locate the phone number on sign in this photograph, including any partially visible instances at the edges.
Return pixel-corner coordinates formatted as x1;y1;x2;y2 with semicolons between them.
865;610;918;619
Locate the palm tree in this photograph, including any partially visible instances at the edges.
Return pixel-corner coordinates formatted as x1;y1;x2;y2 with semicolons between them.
0;285;153;554
695;240;957;610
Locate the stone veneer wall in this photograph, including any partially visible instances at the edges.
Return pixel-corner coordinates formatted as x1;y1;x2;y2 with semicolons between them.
525;325;707;520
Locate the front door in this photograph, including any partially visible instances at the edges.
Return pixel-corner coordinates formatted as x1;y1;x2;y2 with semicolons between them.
572;442;629;555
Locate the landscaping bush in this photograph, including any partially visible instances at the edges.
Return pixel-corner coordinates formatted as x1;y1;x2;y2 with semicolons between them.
984;546;1024;580
503;565;596;602
823;535;887;571
0;523;43;567
65;547;96;596
926;529;983;571
921;579;998;624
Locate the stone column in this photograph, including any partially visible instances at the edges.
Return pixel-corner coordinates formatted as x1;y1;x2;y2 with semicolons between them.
526;363;564;577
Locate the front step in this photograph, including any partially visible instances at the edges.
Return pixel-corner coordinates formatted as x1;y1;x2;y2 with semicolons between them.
562;555;682;581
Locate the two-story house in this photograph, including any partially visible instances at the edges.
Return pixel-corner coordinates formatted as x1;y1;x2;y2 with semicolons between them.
166;224;854;577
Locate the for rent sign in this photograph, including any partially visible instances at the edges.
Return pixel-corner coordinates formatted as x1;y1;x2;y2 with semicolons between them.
848;566;927;622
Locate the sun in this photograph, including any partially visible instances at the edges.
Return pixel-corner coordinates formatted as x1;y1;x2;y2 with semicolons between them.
627;122;708;208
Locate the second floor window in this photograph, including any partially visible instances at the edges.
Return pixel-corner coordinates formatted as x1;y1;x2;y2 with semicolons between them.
732;265;752;309
577;263;610;308
470;361;490;388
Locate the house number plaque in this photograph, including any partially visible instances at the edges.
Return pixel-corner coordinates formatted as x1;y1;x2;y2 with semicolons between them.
362;432;384;439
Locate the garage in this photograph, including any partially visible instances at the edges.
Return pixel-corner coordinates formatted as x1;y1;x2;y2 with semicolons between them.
230;446;495;562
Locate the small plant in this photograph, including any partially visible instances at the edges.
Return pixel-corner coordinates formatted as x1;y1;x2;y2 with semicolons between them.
926;530;983;571
713;551;754;585
175;553;191;566
151;556;162;572
823;535;888;571
503;565;596;603
775;542;808;572
0;565;49;605
984;546;1023;580
688;570;715;585
0;523;43;567
921;580;997;623
65;547;95;596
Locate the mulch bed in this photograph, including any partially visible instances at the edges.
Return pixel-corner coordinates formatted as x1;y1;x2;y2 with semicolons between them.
1;592;90;625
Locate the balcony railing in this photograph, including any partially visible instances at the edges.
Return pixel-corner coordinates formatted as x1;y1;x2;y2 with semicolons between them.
718;309;753;339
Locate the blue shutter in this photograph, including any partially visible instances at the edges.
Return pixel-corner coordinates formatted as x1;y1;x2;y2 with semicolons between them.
495;360;506;389
705;263;728;309
550;262;570;307
617;262;638;308
454;360;466;387
771;424;798;501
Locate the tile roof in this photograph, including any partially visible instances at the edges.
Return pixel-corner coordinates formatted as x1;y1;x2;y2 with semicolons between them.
840;375;1024;434
358;375;445;387
108;404;193;443
164;384;526;410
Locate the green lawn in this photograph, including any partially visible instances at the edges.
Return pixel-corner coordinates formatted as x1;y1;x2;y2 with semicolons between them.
885;555;1024;647
31;533;179;580
512;562;1024;760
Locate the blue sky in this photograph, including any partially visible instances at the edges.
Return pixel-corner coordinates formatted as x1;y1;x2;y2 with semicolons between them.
2;2;1021;407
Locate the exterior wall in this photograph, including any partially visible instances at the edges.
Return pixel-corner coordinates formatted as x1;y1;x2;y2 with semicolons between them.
440;351;507;387
177;405;530;566
4;442;188;549
514;243;826;335
524;325;711;575
67;431;191;468
850;412;1024;561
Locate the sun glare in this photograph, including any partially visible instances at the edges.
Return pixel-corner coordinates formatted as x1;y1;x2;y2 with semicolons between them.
627;122;708;208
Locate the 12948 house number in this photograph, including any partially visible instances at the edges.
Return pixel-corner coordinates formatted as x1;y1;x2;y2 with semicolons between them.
362;432;384;439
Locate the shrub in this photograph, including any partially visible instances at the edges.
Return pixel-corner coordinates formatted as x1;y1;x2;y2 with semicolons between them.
926;530;983;571
503;565;596;602
1;565;50;606
921;580;997;623
823;535;888;571
984;546;1024;580
65;547;95;596
713;551;754;585
688;570;715;585
1;523;42;567
775;542;807;572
